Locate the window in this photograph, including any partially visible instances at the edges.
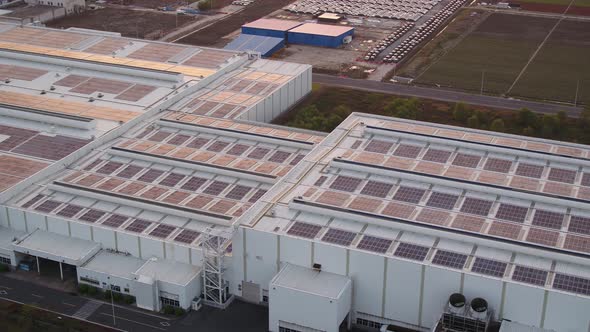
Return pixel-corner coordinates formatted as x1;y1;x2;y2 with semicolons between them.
160;297;180;307
110;285;121;292
80;277;100;285
262;295;269;303
124;288;130;293
0;256;10;265
279;328;300;332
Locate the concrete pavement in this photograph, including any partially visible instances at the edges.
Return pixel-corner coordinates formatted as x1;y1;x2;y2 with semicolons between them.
313;73;583;116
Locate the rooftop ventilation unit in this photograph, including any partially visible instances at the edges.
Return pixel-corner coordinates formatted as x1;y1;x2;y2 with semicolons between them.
312;263;322;271
50;86;56;91
438;293;490;332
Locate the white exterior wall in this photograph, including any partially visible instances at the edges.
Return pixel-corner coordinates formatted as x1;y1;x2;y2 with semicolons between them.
158;276;201;310
349;250;385;317
269;279;352;332
544;291;590;332
502;283;545;327
27;0;85;12
384;258;422;327
77;267;136;295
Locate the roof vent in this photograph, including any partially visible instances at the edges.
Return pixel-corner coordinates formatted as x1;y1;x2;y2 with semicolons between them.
88;97;95;102
469;297;488;319
4;78;10;83
50;85;56;91
448;293;466;314
97;93;104;98
312;263;322;271
40;90;46;95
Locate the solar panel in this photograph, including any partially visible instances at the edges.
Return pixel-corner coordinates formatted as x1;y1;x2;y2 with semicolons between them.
488;221;522;240
361;180;393;198
495;203;528;223
357;235;392;254
268;151;291;163
227;144;250;156
78;209;105;223
581;173;590;187
553;273;590;296
116;165;143;179
34;200;61;213
247;147;270;159
426;192;459;210
526;228;559;246
168;134;191;145
83;159;102;171
350;140;362;149
484;158;512;173
203;181;229;196
452;153;481;168
22;194;43;208
314;176;328;186
515;163;544;179
225;185;252;200
422;149;452;163
207;141;230;152
181;176;207;191
393;144;422;159
394;242;430;261
125;219;151;233
512;265;548;286
531;209;564;229
248;189;267;203
101;214;128;228
547;167;577;184
460;197;493;216
568;215;590;235
321;228;356;246
187;137;210;149
431;250;468;269
174;229;200;244
471;257;507;278
289;154;305;166
56;204;84;218
393;186;425;204
149;224;176;238
287;221;322;239
96;161;123;175
330;176;363;192
147;131;172;142
138;169;164;183
159;173;185;187
365;139;393;154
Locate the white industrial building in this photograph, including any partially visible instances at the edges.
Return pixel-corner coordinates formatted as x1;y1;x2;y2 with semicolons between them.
25;0;85;13
0;21;588;332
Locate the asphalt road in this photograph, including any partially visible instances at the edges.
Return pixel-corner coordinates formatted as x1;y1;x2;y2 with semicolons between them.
313;74;583;116
0;274;174;332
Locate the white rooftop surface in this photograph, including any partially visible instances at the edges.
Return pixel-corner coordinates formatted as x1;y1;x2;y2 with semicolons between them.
499;321;556;332
243;18;302;31
82;250;145;279
271;263;351;299
12;229;100;263
135;257;201;286
0;226;24;250
288;23;354;37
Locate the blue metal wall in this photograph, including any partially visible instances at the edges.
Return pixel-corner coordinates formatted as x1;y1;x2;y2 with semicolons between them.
286;29;354;48
241;27;287;39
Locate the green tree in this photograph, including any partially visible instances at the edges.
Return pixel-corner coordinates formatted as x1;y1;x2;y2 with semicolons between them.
384;98;420;119
517;108;538;128
452;102;471;123
522;126;536;136
467;115;480;128
490;118;505;132
197;0;212;10
333;104;352;119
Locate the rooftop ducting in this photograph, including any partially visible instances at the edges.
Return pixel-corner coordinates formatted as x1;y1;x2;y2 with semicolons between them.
448;293;466;314
469;297;488;320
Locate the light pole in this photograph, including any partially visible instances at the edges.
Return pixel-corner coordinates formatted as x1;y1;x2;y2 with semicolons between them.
107;277;116;326
480;70;485;95
574;79;580;107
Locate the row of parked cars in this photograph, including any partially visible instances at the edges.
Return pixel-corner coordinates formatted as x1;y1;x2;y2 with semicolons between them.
383;0;467;63
364;22;414;61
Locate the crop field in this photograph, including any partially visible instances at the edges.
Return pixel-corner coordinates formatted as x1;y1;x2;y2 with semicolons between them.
48;8;196;39
510;20;590;104
414;13;589;104
510;0;590;15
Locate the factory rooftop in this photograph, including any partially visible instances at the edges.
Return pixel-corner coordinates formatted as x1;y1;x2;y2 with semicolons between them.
242;18;303;32
288;23;355;37
239;113;590;298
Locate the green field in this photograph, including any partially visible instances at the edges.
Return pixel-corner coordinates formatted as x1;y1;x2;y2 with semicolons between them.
415;13;589;104
517;0;571;5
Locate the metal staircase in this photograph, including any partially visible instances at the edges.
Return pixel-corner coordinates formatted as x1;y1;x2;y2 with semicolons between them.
202;227;234;308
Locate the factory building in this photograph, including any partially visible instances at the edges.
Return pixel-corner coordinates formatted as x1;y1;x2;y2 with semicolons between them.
0;21;588;332
224;34;285;58
287;23;354;48
242;18;303;39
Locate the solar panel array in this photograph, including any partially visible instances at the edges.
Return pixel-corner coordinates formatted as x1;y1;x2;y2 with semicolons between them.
287;222;322;239
432;250;468;269
330;176;363;192
174;229;200;244
471;257;507;278
512;265;548;286
321;228;357;246
125;219;152;233
357;235;392;253
394;242;430;261
553;273;590;296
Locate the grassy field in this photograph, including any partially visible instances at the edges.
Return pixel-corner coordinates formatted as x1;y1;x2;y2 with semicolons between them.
415;14;556;94
511;20;590;104
413;13;589;104
0;299;112;332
